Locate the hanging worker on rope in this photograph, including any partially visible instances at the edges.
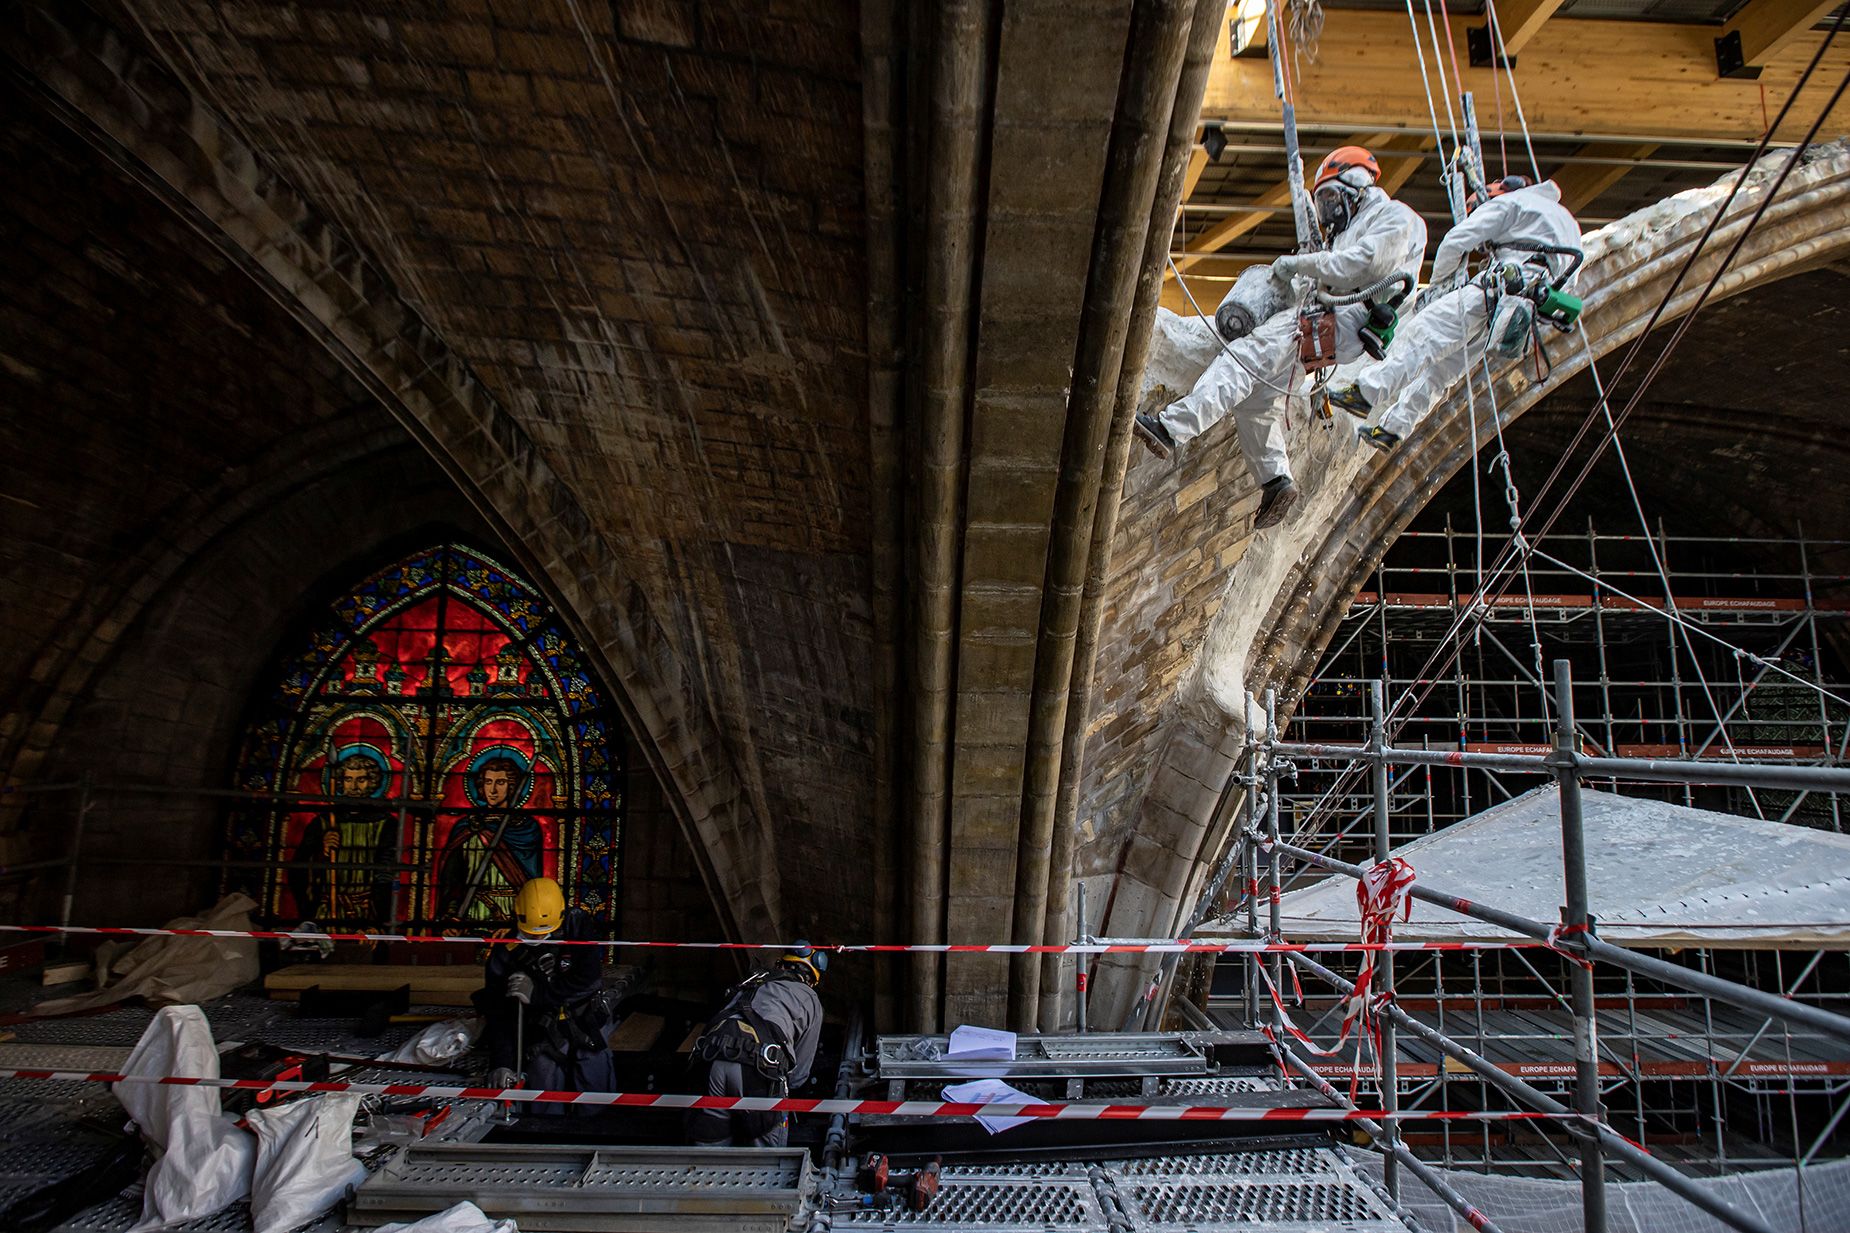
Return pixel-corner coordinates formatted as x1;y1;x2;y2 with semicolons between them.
685;942;827;1148
1329;172;1584;452
475;876;616;1112
1134;146;1426;530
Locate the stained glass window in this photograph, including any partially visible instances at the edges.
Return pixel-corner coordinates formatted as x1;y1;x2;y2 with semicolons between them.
225;544;623;930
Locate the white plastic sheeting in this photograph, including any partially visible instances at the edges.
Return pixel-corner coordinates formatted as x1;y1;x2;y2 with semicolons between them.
374;1200;519;1233
1211;787;1850;947
1140;309;1225;405
113;1005;256;1231
35;894;261;1015
386;1017;482;1066
247;1092;368;1233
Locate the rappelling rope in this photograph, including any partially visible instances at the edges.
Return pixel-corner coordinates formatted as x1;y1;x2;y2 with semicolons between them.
1290;16;1848;842
1480;0;1542;180
1401;0;1453;168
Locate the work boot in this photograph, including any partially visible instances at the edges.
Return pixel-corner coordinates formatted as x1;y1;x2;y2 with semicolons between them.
1253;475;1298;530
1356;425;1401;454
1326;383;1372;419
1133;412;1176;460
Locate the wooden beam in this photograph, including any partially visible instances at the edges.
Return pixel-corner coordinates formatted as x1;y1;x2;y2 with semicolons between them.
1202;12;1850;142
1181;143;1211;202
1173;179;1292;272
1489;0;1567;57
1718;0;1839;71
1171;132;1426;274
1550;142;1658;213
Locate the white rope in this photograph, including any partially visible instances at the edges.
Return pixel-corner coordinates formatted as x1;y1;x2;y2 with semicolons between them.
1166;256;1307;400
1479;0;1542;180
1418;0;1464;150
1401;0;1454;165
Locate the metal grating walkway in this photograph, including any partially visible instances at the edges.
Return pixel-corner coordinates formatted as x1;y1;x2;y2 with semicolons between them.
831;1146;1406;1232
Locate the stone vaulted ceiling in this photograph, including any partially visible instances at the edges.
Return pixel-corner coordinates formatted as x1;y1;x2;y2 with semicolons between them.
5;0;1849;1034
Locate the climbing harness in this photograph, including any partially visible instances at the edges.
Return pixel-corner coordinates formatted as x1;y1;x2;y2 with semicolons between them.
692;969;808;1083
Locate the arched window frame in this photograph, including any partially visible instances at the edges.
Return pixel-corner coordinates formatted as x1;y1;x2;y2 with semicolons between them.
226;543;623;929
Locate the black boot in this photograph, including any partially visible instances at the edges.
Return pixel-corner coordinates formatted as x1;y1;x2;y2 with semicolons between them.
1327;383;1372;419
1133;412;1176;460
1356;425;1401;454
1253;476;1298;530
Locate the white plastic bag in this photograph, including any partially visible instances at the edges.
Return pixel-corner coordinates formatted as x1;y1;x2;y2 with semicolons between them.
386;1017;482;1065
246;1093;368;1233
374;1199;519;1233
114;1005;256;1232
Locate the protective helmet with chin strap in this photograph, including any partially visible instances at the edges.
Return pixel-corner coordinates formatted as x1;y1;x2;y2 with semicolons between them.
1466;173;1531;213
1311;145;1380;235
778;941;829;984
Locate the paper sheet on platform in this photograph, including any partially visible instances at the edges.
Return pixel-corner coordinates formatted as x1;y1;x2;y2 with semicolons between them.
946;1025;1016;1060
941;1078;1036;1135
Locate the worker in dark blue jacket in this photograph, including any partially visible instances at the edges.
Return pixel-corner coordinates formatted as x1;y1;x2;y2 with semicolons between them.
476;877;614;1112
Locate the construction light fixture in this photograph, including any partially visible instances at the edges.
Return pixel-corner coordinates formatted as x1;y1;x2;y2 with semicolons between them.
1202;122;1228;162
1229;0;1268;56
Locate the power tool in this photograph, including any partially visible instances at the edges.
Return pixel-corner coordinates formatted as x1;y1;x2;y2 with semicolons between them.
834;1154;943;1213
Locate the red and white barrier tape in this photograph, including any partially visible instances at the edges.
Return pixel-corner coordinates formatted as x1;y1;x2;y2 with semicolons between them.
0;924;1540;954
0;1069;1584;1122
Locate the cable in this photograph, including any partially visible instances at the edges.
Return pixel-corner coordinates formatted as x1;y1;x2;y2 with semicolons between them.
1166;256;1307;399
1402;0;1454;165
1480;0;1542;180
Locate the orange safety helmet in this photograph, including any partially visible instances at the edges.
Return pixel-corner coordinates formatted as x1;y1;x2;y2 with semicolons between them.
1466;173;1531;213
1313;145;1381;191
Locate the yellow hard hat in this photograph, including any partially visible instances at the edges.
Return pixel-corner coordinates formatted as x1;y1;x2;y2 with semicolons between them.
514;877;565;936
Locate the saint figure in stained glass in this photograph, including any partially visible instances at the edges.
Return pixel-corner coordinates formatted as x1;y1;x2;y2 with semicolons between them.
436;750;546;923
288;746;396;923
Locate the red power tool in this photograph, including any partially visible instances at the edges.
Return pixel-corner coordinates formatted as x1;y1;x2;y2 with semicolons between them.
841;1153;942;1212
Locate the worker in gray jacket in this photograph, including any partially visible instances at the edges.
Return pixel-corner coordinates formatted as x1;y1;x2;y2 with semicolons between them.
1330;175;1583;451
685;943;827;1148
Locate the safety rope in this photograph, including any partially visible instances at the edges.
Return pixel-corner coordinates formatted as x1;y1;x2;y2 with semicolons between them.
1292;28;1849;842
1479;0;1542;180
1165;256;1307;400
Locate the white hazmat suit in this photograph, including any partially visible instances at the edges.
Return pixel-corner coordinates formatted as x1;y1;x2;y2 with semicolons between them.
1359;179;1581;439
1159;186;1427;485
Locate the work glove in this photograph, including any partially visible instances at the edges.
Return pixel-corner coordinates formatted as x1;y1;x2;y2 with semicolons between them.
1270;253;1313;287
486;1067;520;1090
529;950;559;978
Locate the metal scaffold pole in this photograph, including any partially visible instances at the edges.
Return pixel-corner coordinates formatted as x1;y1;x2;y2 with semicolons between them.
1552;659;1607;1233
1265;691;1285;1046
1369;680;1400;1201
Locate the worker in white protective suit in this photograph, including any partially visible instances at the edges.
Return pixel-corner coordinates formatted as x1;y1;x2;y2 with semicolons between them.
1134;145;1426;530
1328;175;1582;451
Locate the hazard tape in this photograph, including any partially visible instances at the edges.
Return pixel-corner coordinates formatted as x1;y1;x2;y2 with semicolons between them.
0;924;1544;955
0;1069;1586;1122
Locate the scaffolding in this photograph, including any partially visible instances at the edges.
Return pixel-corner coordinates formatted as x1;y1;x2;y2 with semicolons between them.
1184;519;1850;1209
1289;516;1850;862
1192;663;1850;1233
